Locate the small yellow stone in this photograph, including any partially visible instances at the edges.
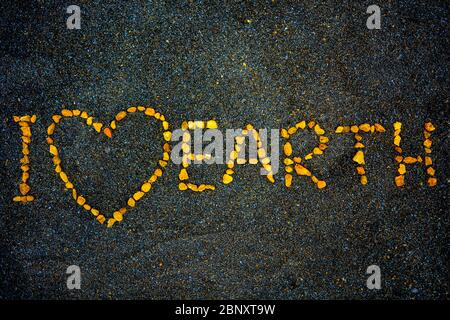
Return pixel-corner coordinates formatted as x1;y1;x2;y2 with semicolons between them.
47;123;55;135
127;197;136;207
96;215;106;224
280;128;289;138
404;156;417;164
77;196;86;206
49;145;58;156
104;127;112;138
359;124;371;132
426;167;435;176
313;147;323;155
107;218;116;228
288;127;297;135
398;164;406;175
115;111;127;121
394;135;401;146
61;109;73;117
141;182;152;192
374;123;385;132
59;171;68;183
206;120;218;129
283;142;292;156
163;131;172;141
360;175;368;185
285;174;292;187
424;122;435;132
113;211;123;222
21;126;31;137
395;175;404;187
295;164;311;176
178;182;188;190
296;121;306;129
335;126;344;133
427;177;437;187
317;180;326;189
354;142;365;149
19;183;30;195
155;168;163;177
350;125;359;133
423;139;432;148
93;122;103;132
179;168;189;180
72;109;81;116
223;174;233;184
394;122;402;131
353;151;365;165
52;114;62;123
425;157;432;166
80;111;88;119
356;166;365;175
314;124;325;135
86;117;93;126
145;108;155;116
319;136;329;143
163;121;170;130
133;191;144;201
127;107;137;113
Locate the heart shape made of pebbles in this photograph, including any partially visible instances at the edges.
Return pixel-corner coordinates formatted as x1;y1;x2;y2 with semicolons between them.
46;106;172;228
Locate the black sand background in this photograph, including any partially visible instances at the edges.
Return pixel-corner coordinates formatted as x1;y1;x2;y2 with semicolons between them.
0;1;448;299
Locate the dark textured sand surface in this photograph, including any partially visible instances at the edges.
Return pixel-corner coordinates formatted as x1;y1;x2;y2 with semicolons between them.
0;1;448;299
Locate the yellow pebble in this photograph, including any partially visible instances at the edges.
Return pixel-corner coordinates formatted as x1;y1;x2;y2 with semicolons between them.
285;174;292;187
179;168;189;180
77;196;86;206
314;124;325;135
141;182;152;192
296;121;306;129
127;197;136;207
317;180;327;189
49;145;58;156
133;191;144;201
360;176;368;185
116;111;127;121
427;177;437;187
394;122;402;131
359;124;371;132
178;182;188;190
353;150;365;165
59;171;68;183
93;122;103;133
206;120;218;129
107;219;116;228
223;174;233;184
294;164;311;176
395;175;404;187
113;211;123;222
163;131;172;141
283;142;292;156
424;122;435;132
61;109;73;117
